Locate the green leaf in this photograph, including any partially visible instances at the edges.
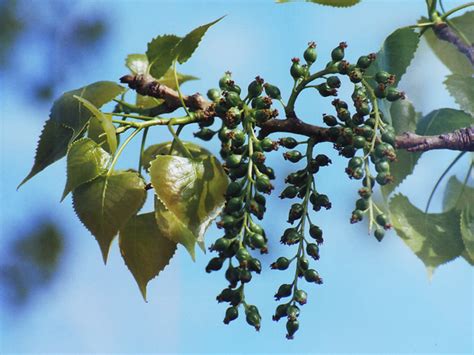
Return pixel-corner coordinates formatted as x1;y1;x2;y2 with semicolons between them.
154;197;198;259
422;12;474;76
174;16;224;65
73;95;117;154
389;194;464;271
19;81;124;188
119;212;177;301
125;53;148;75
276;0;361;6
460;208;474;261
149;141;228;257
87;116;118;153
73;171;146;263
158;69;199;90
382;100;421;197
62;138;110;201
444;74;474;116
442;175;474;212
146;35;181;80
416;108;473;136
365;27;420;87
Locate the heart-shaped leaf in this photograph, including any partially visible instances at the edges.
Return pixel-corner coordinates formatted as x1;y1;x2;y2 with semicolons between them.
19;81;124;188
119;212;177;301
389;194;464;273
61;138;110;201
74;95;117;154
148;142;228;257
73;171;147;263
444;74;474;116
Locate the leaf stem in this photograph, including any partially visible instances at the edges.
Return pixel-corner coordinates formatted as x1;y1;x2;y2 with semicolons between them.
107;127;143;176
441;2;474;20
138;127;149;174
173;59;191;118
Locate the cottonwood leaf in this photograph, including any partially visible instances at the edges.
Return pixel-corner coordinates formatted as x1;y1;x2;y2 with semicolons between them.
444;74;474;116
442;175;474;212
87;116;119;153
149;142;228;257
19;81;124;188
125;53;148;75
416;108;473;136
276;0;361;6
460;208;474;261
158;69;199;89
422;12;474;76
389;194;464;272
73;171;146;263
62;138;110;201
365;27;419;87
119;212;177;301
146;35;181;80
174;17;224;65
74;96;117;154
382;100;420;197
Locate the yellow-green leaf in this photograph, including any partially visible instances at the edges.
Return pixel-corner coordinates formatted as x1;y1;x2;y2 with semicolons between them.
119;212;177;301
146;34;181;79
62;138;110;201
72;171;146;263
444;74;474;116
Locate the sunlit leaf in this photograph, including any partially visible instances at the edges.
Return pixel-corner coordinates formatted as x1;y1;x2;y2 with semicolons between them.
119;212;177;301
276;0;361;6
62;138;110;201
444;74;474;116
73;171;146;263
422;12;474;76
442;175;474;212
125;53;148;75
148;142;228;257
87;116;118;153
382;100;420;197
146;34;181;79
174;17;224;65
365;27;420;87
19;81;124;187
389;194;464;271
74;95;117;154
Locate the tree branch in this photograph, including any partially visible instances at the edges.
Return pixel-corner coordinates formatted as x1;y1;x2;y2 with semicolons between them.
120;74;474;153
432;22;474;66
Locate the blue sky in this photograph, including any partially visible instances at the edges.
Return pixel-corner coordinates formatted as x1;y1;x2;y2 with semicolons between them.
1;0;473;353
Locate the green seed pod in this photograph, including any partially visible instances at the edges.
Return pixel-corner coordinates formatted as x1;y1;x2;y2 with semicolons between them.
337;108;351;122
247;76;264;99
358;187;371;199
273;304;288;321
194;128;216;141
294;289;307;305
252;96;272;109
255;174;273;194
326;76;341;89
309;225;323;242
374;227;385;242
248;258;262;274
315;154;331;166
375;160;390;173
279;137;298;149
323;114;338;127
283;150;303;163
381;131;396;145
261;137;277;152
264;83;282;100
212;237;231;252
228;83;241;95
331;42;347;62
356;55;371;69
271;256;291;270
225;265;240;286
225;91;242;108
219;72;233;90
287;305;300;320
288;203;304;223
254;109;272;124
375;71;391;84
252;151;266;164
223;306;239;324
353;136;366;149
304;41;317;64
376;172;393;186
226;197;243;213
245;309;261;331
250;232;266;249
363;176;375;188
355;198;369;211
386;87;405;102
207;88;221;102
316;83;337;97
226;154;242;169
249;219;264;235
304;269;322;283
376;213;390;229
349;68;363;83
236;247;251;263
239;269;252;283
286;319;300;340
280;185;298;199
290;58;305;79
298;257;309;271
216;288;235;303
350;209;364;223
337;60;350;74
307;159;319;174
306;243;320;260
205;257;224;273
226;180;243;197
275;284;293;300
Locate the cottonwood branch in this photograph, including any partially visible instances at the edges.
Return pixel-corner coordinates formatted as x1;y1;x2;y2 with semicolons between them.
120;74;474;153
432;22;474;66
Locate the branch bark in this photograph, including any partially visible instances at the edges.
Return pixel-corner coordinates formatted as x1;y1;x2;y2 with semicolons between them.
120;74;474;153
432;22;474;66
